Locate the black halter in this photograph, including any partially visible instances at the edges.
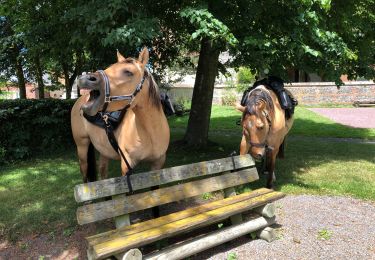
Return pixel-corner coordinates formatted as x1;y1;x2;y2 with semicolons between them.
97;69;146;113
95;69;147;192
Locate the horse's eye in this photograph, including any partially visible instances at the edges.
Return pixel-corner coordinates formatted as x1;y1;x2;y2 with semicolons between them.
123;70;133;76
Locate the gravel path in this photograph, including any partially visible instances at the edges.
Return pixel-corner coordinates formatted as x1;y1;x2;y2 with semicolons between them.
195;195;375;260
309;108;375;128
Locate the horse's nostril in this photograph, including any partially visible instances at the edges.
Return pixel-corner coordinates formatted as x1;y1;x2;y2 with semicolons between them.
255;154;263;160
88;75;97;82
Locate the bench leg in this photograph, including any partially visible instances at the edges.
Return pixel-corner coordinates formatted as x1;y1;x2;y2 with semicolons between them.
254;203;276;218
257;226;276;242
115;214;131;229
223;187;243;224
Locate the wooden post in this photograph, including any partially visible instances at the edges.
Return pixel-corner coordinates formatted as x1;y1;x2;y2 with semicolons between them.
114;194;131;260
223;187;243;224
113;194;131;228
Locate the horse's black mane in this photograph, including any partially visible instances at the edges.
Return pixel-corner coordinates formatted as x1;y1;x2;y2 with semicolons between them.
244;88;274;115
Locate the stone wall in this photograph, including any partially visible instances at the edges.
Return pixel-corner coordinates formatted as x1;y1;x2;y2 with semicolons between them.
285;81;375;105
168;81;375;105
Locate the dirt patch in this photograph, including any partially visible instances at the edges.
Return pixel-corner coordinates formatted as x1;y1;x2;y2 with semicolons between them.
1;195;374;260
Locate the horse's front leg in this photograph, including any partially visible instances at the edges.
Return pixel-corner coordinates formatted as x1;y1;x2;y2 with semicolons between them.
149;154;167;218
265;148;278;189
99;154;110;180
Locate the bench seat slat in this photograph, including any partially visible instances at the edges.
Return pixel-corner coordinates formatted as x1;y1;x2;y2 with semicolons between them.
87;188;273;246
90;190;285;259
77;168;259;225
74;155;254;202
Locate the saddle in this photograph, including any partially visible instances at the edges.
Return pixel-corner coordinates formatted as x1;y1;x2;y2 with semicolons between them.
241;76;298;119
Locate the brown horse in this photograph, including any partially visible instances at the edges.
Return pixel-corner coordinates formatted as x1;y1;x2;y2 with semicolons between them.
236;85;294;188
71;48;170;183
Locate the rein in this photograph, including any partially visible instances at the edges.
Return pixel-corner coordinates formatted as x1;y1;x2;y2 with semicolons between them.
96;69;147;192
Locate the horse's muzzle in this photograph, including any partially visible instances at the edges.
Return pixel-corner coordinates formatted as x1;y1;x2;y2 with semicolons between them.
78;74;101;90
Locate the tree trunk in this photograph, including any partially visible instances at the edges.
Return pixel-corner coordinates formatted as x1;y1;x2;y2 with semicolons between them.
184;37;220;147
10;46;26;99
15;55;26;99
34;56;45;99
62;63;72;100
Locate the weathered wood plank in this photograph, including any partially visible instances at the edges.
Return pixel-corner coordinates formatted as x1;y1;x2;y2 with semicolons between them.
90;191;285;259
77;168;259;225
144;216;276;260
87;188;273;246
74;155;255;202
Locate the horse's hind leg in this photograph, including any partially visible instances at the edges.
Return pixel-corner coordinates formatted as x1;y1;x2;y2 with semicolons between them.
99;154;110;180
265;149;278;189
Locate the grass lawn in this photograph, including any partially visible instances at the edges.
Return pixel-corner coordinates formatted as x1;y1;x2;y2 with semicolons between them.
0;105;374;241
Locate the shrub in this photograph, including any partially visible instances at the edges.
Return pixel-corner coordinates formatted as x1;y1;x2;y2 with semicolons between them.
236;67;255;92
221;90;237;106
0;99;75;163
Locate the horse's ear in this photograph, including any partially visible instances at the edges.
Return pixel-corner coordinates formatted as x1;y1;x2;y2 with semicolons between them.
117;50;126;63
235;103;246;113
138;47;149;67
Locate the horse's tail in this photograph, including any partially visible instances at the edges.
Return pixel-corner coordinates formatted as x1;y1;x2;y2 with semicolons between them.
87;142;97;182
277;138;286;159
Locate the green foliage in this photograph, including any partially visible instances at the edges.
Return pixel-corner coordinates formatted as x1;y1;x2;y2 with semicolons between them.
180;7;238;48
202;192;213;200
317;229;332;240
237;67;255;84
103;17;160;47
0;99;75;163
227;252;238;260
236;67;255;92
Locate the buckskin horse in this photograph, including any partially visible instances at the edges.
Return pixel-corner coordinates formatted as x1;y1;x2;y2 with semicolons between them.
236;78;296;188
71;48;170;185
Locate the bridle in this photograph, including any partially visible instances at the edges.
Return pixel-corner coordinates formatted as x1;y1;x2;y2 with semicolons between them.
244;104;274;152
97;69;146;113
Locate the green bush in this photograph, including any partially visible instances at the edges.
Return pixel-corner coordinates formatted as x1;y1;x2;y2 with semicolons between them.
0;99;75;163
236;67;255;92
221;90;238;106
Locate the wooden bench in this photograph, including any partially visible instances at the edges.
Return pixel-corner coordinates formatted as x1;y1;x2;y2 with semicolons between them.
74;154;285;260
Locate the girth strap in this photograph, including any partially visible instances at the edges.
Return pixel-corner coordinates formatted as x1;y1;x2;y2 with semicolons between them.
102;112;134;192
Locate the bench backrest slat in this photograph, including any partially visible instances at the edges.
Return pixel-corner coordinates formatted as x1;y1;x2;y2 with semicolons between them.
77;167;259;225
74;155;254;203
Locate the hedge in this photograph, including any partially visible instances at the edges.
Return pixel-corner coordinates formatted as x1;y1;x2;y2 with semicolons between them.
0;99;76;164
